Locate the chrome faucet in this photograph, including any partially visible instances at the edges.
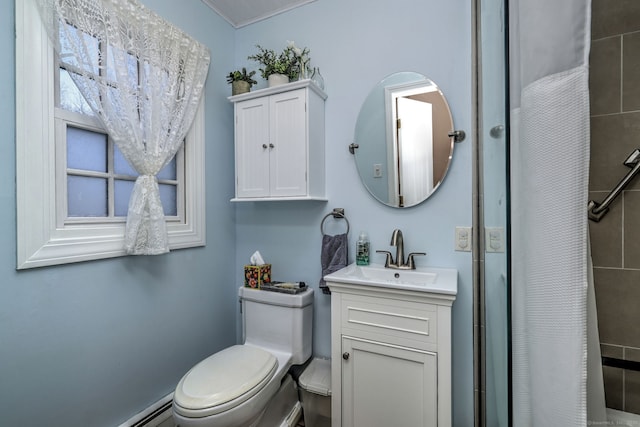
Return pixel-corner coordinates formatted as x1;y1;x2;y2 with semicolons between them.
376;229;426;270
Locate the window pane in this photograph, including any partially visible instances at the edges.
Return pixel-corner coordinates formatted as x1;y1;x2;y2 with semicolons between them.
158;157;177;181
114;181;177;217
67;126;107;172
106;46;138;91
114;144;177;180
59;23;99;74
67;176;107;217
59;69;94;115
114;180;134;217
114;145;137;177
159;184;178;216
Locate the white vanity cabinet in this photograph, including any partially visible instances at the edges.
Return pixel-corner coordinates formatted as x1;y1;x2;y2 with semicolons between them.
229;80;327;201
327;280;456;427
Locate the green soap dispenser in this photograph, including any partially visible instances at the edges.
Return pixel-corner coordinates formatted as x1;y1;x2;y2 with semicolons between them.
356;231;370;265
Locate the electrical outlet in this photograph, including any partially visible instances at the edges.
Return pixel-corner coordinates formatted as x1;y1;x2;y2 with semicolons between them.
485;227;505;253
455;226;472;252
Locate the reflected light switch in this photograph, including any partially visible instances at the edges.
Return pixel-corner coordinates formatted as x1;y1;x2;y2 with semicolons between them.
373;163;383;178
485;227;505;253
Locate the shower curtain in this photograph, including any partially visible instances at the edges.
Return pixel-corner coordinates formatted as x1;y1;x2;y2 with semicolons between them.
509;0;605;424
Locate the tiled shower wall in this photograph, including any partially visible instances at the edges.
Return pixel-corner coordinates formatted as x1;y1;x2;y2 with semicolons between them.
589;0;640;414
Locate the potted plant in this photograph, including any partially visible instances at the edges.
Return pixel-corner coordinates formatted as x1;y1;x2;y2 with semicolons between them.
226;67;257;95
248;44;299;87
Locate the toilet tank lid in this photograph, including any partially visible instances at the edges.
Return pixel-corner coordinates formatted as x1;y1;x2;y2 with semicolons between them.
299;357;331;396
238;286;314;307
174;345;277;410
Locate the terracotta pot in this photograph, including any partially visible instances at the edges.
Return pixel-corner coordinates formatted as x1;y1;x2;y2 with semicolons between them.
232;80;251;95
267;73;289;87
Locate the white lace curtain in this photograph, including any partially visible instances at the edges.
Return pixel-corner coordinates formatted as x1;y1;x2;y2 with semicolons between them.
36;0;210;254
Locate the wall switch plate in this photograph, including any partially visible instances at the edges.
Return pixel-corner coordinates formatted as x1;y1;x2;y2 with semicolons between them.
485;227;505;253
373;163;383;178
455;226;472;252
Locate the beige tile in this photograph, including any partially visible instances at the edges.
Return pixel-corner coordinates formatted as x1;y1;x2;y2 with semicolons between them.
604;364;624;410
623;32;640;112
589;194;623;268
590;113;640;192
626;347;640;362
626;370;640;414
594;268;640;347
624;191;640;268
602;344;624;358
590;36;621;116
592;0;640;40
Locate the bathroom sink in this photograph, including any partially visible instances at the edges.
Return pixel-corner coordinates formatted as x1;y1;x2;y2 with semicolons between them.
324;263;457;295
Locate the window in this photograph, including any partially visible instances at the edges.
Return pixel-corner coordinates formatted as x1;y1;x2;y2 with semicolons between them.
56;22;182;223
16;0;206;269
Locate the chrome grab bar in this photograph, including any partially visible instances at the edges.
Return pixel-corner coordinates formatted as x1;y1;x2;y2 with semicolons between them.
588;149;640;222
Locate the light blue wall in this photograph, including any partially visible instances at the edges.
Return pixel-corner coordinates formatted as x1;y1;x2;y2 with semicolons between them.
233;1;474;425
1;1;238;426
2;0;474;426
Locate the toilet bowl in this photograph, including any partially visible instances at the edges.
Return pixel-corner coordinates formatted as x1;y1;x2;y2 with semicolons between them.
172;287;314;427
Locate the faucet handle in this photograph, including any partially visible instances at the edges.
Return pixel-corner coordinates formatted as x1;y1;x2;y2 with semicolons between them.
406;252;426;269
376;250;394;267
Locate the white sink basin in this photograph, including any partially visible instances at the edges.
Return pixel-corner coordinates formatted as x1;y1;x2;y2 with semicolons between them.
324;263;457;295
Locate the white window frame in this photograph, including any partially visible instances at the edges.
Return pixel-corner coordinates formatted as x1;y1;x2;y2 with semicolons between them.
16;0;206;269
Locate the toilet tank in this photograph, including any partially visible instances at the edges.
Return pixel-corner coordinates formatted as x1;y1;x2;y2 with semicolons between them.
239;286;314;365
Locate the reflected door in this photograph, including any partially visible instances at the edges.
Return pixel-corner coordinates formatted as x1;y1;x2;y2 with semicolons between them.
397;97;434;207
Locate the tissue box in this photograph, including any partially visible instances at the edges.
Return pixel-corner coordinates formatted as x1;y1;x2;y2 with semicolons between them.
244;264;271;288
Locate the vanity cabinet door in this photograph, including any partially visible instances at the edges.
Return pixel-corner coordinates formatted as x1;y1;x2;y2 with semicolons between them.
341;336;438;427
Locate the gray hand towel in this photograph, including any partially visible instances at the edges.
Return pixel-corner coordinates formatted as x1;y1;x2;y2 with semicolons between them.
320;233;348;295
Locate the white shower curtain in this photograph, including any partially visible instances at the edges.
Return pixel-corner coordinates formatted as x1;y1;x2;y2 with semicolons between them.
509;0;605;424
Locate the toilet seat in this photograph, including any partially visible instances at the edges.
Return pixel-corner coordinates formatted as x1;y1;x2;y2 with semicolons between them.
174;345;277;418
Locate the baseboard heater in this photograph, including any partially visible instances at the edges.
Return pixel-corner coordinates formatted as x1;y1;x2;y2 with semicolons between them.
602;356;640;372
118;392;173;427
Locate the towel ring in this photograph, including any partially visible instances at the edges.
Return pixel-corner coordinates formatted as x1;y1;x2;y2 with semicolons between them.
321;208;350;236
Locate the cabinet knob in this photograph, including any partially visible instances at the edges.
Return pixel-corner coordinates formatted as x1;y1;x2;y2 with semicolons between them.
262;144;268;149
342;352;350;360
269;143;275;148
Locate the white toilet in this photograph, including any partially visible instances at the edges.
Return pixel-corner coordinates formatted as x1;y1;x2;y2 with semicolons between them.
172;286;314;427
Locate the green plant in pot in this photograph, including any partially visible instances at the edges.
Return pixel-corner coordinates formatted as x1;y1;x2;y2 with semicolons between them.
248;44;299;87
226;67;257;95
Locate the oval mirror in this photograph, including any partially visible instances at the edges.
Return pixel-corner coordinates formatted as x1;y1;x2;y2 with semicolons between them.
353;72;456;208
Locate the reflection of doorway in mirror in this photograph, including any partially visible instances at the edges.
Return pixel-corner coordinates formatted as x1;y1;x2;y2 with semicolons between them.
397;97;433;207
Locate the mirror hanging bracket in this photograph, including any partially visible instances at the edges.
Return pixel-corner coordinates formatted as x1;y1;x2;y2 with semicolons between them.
449;130;466;143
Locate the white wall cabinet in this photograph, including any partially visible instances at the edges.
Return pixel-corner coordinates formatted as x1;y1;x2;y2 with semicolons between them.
327;281;456;427
229;80;327;201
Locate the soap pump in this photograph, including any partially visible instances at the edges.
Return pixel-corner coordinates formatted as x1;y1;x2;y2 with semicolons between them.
356;231;370;265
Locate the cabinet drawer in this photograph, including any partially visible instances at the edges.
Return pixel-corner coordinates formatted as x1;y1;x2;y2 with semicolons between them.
341;294;437;345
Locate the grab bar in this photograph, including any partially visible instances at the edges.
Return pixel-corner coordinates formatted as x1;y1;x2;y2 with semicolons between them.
602;356;640;372
588;149;640;222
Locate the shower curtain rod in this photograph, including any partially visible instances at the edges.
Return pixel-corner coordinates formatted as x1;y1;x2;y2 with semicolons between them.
588;148;640;222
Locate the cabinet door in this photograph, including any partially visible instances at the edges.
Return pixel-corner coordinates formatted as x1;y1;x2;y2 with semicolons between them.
269;89;307;197
235;97;270;198
342;336;437;427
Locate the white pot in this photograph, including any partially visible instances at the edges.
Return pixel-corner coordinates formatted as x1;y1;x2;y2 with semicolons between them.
268;73;289;87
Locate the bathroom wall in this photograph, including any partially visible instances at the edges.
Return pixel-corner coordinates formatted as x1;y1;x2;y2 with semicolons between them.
589;0;640;414
2;0;474;426
232;0;474;425
0;1;239;426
